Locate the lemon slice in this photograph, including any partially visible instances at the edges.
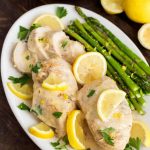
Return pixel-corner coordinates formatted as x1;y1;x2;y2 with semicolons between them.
29;122;54;139
138;23;150;50
33;14;64;31
97;89;126;122
101;0;124;15
73;52;107;85
7;82;33;100
66;110;86;149
42;74;68;91
131;121;150;147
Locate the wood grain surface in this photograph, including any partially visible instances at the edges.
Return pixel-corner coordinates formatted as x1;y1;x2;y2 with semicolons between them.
0;0;150;150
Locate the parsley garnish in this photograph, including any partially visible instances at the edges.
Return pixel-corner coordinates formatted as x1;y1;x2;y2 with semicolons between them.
30;62;41;73
29;23;41;32
18;24;41;41
51;135;68;150
8;74;31;86
61;40;68;48
124;137;141;150
18;26;29;40
31;105;42;115
100;127;115;146
56;7;67;18
18;103;30;111
53;112;62;118
87;89;95;97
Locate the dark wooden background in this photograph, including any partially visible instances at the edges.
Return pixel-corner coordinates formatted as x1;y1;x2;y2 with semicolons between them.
0;0;150;149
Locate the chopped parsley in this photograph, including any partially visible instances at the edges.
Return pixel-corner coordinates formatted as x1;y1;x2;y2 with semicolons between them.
51;135;68;150
8;74;31;86
124;137;141;150
99;127;115;146
31;105;42;115
53;112;62;118
30;62;41;73
18;103;30;111
61;40;68;48
18;23;41;41
87;89;95;97
18;26;29;40
25;55;30;60
56;7;67;18
29;23;41;32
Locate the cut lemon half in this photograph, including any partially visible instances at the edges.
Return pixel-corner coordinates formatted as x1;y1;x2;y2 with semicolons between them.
42;74;68;91
73;52;107;85
7;82;33;100
131;121;150;147
33;14;64;31
101;0;124;15
29;122;54;139
67;110;86;150
138;23;150;50
97;89;126;122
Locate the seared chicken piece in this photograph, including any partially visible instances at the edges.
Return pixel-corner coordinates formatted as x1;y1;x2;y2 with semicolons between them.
49;31;85;64
77;76;132;150
28;28;85;64
27;26;52;61
13;41;34;73
31;57;78;137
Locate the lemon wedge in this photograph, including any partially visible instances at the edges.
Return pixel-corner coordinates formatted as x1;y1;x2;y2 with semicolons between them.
101;0;124;15
73;52;107;85
7;82;33;100
29;122;54;139
131;121;150;147
33;14;64;31
42;74;68;91
66;110;86;150
138;23;150;50
97;89;126;122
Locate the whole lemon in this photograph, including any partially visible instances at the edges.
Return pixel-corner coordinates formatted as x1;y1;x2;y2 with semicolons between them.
123;0;150;23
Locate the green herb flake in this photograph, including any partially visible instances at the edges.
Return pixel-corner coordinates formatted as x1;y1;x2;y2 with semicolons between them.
61;40;68;48
31;105;42;115
99;127;115;146
8;74;31;86
51;141;60;147
29;23;41;32
18;103;30;111
31;62;41;73
87;89;95;97
50;135;68;150
25;55;30;60
53;112;62;118
124;137;141;150
18;26;29;40
56;7;67;18
62;135;69;144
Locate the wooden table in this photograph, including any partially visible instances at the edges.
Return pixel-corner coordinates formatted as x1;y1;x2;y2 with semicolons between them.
0;0;150;149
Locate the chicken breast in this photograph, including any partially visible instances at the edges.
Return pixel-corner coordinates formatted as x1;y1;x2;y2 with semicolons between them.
77;76;132;150
49;31;85;64
27;26;52;61
31;57;78;137
13;41;34;73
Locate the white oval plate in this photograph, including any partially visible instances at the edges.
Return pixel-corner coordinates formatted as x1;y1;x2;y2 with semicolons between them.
1;4;150;150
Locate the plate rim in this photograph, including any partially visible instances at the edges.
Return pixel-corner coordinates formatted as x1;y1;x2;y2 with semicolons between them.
1;3;149;150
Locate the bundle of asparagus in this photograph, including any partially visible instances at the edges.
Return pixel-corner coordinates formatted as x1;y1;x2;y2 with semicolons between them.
64;6;150;114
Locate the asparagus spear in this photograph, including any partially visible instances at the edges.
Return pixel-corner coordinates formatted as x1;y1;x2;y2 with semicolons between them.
75;6;150;76
71;23;140;91
82;22;147;79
